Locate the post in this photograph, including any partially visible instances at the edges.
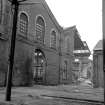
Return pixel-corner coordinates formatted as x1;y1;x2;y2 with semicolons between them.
102;0;105;91
5;0;19;101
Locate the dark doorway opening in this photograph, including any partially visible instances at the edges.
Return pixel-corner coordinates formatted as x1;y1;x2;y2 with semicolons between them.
33;49;46;84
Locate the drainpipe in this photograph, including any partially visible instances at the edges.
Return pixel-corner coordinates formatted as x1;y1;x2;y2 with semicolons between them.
58;30;62;84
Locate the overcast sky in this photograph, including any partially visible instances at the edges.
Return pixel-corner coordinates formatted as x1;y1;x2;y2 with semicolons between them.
46;0;102;58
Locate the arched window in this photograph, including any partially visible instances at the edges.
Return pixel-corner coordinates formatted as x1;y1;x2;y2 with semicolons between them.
36;16;45;43
33;49;46;83
50;30;56;49
65;37;70;52
67;38;70;52
19;13;28;36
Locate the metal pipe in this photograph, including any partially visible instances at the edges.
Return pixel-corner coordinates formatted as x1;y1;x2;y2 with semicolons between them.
5;0;19;101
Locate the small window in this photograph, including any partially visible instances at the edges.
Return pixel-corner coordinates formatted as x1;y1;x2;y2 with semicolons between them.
19;13;28;36
36;16;45;43
51;30;56;49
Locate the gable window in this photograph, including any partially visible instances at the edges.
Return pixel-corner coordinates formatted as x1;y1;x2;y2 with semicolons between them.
50;30;56;49
0;0;2;24
62;61;67;80
36;16;45;43
19;13;28;36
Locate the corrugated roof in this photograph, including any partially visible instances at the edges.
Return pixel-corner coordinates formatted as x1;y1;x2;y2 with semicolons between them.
93;40;103;51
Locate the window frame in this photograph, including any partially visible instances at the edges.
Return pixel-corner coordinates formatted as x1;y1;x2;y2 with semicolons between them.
65;37;70;53
35;15;45;44
50;29;57;49
19;12;29;37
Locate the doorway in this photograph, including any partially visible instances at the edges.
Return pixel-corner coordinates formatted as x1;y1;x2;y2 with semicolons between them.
33;49;46;84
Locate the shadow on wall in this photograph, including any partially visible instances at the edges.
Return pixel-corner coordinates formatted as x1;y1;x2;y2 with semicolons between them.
0;61;8;87
12;58;33;86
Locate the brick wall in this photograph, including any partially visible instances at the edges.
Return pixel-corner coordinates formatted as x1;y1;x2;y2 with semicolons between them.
0;0;74;86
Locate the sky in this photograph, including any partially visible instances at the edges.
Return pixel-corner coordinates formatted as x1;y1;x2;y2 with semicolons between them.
46;0;102;59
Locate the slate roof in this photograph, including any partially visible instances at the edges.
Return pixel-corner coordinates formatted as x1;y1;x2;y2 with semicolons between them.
74;29;84;50
83;41;91;52
93;40;103;51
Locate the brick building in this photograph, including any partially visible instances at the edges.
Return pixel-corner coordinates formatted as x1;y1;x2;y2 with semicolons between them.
60;26;75;84
62;26;92;84
93;40;104;88
0;0;75;86
72;30;91;84
0;0;89;86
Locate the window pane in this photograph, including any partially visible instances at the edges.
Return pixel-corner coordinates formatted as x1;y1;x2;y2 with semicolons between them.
67;38;70;52
51;30;56;49
36;16;45;43
19;13;28;35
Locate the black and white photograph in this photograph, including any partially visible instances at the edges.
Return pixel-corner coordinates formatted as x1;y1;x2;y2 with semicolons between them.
0;0;104;105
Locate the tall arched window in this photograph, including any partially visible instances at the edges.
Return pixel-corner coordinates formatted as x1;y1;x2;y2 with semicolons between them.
65;37;70;52
67;38;70;52
19;13;28;36
51;30;56;49
33;49;46;83
36;16;45;43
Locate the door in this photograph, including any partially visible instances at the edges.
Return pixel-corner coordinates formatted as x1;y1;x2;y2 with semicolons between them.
33;49;46;84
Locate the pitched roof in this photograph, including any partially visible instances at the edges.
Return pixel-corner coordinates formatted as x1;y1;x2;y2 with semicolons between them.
74;28;84;50
83;41;90;51
42;0;62;31
63;25;76;31
93;40;103;51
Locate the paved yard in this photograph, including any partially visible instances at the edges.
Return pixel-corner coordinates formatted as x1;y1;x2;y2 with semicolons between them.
0;85;104;105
